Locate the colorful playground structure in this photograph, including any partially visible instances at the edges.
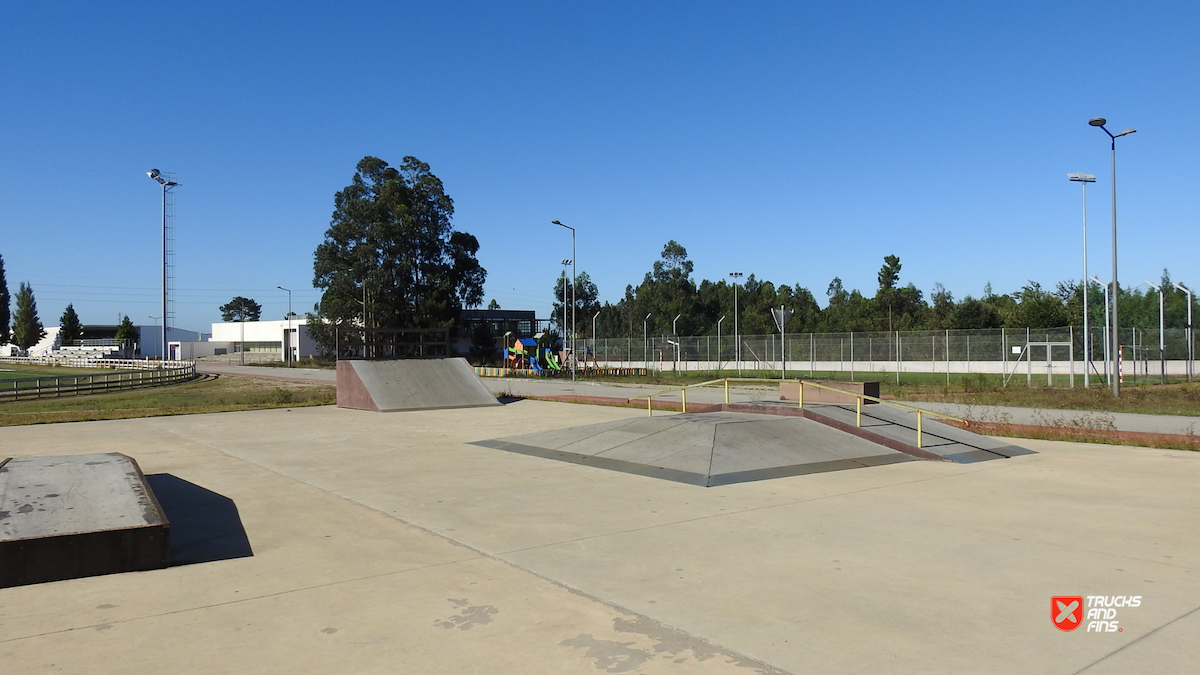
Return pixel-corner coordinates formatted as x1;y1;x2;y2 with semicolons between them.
500;332;604;377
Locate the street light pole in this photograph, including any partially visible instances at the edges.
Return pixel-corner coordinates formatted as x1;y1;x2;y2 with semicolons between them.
592;310;600;370
1174;282;1194;380
552;220;576;381
716;316;725;373
1089;118;1136;397
672;314;682;372
644;313;651;373
1068;173;1096;387
1090;276;1110;382
1145;281;1166;383
729;272;743;376
278;286;292;366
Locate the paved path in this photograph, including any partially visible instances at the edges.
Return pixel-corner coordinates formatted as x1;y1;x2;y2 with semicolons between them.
1;402;1197;673
196;362;335;384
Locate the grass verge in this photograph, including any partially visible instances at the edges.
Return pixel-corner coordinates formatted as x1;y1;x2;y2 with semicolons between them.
945;420;1200;452
0;376;336;426
0;362;122;380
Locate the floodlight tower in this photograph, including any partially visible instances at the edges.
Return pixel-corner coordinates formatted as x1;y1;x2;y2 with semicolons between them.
1088;118;1136;396
552;220;576;381
147;169;179;360
1068;172;1096;386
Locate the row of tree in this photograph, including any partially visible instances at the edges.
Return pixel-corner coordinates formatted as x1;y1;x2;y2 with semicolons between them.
547;241;1197;338
1;254;139;351
291;154;1192;356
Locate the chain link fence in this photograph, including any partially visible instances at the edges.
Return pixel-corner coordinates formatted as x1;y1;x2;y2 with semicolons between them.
575;326;1196;384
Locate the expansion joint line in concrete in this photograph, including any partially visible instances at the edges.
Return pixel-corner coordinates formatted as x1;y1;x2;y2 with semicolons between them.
1072;602;1200;674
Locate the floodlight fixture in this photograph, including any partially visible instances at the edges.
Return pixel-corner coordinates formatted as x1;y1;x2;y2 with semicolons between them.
1068;173;1096;183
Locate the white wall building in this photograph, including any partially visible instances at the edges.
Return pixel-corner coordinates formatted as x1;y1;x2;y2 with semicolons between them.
204;317;316;362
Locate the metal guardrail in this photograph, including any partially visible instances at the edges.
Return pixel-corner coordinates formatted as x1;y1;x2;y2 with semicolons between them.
0;364;198;402
627;377;966;449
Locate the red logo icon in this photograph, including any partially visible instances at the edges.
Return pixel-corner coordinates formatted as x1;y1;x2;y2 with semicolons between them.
1053;596;1084;631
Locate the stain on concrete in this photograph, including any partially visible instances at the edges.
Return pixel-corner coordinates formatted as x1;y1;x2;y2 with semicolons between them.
561;615;786;674
321;627;338;634
434;597;499;630
559;634;653;673
94;624;112;631
96;604;116;610
613;616;718;661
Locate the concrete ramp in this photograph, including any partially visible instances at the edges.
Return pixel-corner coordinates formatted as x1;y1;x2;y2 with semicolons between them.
337;358;500;412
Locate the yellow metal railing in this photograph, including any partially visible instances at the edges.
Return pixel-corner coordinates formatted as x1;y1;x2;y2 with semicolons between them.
626;378;966;449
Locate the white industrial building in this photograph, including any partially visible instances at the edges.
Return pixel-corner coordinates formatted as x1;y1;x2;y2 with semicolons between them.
174;317;315;362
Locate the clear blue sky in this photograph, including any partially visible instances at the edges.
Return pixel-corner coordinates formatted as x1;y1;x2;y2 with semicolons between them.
1;2;1196;333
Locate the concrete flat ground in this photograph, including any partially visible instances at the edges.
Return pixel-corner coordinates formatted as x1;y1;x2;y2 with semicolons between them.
5;400;1195;674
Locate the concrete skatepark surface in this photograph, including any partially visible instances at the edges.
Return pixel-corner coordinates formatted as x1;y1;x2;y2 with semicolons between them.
1;400;1198;673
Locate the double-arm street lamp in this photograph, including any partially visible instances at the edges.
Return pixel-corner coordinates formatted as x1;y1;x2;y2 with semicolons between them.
552;220;576;381
1068;172;1096;387
1088;118;1136;397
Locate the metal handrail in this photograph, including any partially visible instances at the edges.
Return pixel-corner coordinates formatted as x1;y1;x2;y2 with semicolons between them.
626;377;966;449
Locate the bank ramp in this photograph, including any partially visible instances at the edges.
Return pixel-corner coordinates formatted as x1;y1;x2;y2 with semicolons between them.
336;358;500;412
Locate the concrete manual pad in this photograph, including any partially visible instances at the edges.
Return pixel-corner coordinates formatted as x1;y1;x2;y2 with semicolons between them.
474;411;915;486
336;357;500;412
0;453;169;587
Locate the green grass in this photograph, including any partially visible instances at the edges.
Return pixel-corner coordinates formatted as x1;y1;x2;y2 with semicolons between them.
0;376;336;426
0;363;119;381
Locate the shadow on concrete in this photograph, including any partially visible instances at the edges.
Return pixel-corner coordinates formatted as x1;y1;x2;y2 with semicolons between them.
496;396;525;405
146;474;253;565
